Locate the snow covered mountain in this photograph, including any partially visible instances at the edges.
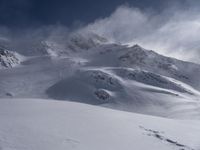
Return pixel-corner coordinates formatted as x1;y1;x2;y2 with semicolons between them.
0;47;23;69
87;44;200;90
11;32;108;57
0;33;200;150
0;36;200;118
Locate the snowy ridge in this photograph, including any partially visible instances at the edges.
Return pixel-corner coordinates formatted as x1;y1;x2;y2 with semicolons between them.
65;32;108;52
88;43;200;90
118;45;200;90
14;32;109;57
110;67;194;94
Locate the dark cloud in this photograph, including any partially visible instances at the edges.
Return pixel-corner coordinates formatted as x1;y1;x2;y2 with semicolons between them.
0;0;190;28
0;0;33;27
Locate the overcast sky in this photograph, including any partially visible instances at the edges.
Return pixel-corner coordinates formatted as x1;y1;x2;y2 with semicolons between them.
0;0;191;28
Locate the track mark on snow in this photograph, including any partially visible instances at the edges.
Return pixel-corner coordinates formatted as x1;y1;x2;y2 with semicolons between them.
139;126;195;150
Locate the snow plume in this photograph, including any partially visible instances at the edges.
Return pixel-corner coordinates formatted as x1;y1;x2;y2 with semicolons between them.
0;24;107;56
84;4;200;63
0;25;72;55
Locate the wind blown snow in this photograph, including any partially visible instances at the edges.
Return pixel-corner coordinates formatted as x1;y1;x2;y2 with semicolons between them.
84;4;200;63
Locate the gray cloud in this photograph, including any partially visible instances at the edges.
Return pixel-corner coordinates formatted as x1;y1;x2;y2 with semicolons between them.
84;4;200;63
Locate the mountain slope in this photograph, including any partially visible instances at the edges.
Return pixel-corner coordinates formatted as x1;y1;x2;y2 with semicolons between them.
0;41;200;119
87;44;200;90
46;67;200;119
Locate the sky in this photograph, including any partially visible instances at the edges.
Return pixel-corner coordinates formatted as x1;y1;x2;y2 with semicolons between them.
0;0;190;28
0;0;200;63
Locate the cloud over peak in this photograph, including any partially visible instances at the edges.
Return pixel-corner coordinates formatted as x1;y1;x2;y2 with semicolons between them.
84;4;200;63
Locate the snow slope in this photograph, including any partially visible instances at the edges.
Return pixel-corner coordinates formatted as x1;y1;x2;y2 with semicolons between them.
87;44;200;90
0;98;199;150
46;67;200;119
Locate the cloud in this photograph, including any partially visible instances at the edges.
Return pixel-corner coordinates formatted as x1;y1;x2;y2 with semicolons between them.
84;4;200;63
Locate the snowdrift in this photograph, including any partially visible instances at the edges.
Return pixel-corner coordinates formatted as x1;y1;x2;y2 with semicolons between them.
0;98;199;150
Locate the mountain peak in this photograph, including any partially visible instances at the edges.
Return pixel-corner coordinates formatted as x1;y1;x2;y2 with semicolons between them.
131;44;143;49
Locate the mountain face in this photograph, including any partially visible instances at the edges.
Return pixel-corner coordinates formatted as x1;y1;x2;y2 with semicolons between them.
0;33;200;119
0;33;200;150
40;32;108;57
0;47;22;69
86;44;200;90
118;45;200;90
10;32;109;57
66;32;108;52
